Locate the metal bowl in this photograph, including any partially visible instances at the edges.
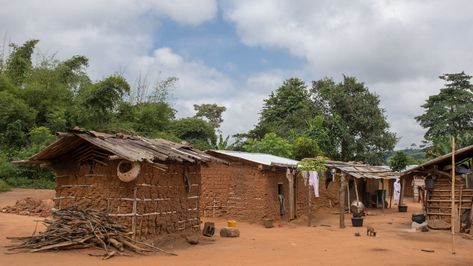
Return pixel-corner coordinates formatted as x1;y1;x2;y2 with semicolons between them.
350;200;365;215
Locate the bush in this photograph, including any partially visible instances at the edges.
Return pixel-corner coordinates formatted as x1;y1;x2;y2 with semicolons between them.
5;176;55;189
0;179;11;192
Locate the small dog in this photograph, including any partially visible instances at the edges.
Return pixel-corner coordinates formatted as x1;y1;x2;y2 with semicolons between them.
366;226;376;237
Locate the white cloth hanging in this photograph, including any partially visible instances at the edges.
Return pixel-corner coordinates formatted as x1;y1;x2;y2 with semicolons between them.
308;171;319;198
393;178;401;204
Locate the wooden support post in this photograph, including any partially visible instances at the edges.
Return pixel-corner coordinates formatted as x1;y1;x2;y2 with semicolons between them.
339;173;346;228
212;199;216;218
132;187;137;240
470;200;473;236
458;185;463;233
376;181;379;209
354;178;360;203
286;169;295;220
308;181;312;227
451;136;456;255
389;179;393;208
382;180;385;212
347;179;351;214
400;178;406;207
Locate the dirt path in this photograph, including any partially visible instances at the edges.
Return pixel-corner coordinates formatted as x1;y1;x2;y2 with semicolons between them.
0;190;472;265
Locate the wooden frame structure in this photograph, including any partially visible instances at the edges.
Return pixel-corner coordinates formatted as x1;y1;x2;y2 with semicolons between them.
401;144;473;232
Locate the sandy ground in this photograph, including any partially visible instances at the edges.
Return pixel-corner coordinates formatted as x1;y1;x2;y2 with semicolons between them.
0;189;472;266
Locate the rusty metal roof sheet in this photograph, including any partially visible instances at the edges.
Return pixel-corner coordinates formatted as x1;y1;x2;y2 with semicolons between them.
23;129;220;164
324;160;399;180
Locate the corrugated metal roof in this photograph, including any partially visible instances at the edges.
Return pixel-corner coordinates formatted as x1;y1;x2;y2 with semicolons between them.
21;129;221;165
208;150;299;167
325;160;399;180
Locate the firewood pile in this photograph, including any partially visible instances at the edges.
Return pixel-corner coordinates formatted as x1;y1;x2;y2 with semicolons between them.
6;206;176;259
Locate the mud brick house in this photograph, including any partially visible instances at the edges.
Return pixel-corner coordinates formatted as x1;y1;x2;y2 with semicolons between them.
401;144;473;230
201;150;303;223
15;129;221;240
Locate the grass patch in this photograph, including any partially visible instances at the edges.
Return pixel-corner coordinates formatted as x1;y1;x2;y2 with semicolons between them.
0;179;12;192
5;176;55;189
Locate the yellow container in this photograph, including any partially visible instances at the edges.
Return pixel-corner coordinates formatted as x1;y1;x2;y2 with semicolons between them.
227;220;237;228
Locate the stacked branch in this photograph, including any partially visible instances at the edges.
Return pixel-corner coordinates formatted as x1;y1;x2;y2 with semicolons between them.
6;206;176;259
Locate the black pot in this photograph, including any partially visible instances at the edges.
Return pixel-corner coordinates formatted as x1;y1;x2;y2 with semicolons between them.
398;205;408;212
351;216;364;227
412;213;426;223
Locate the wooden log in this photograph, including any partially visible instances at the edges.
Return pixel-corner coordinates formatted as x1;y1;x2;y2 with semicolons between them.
109;238;124;252
31;236;94;252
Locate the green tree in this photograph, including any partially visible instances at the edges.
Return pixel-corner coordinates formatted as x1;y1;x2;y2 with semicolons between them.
250;78;316;139
81;75;131;126
170;117;216;150
193;103;226;130
292;136;320;160
416;72;473;152
311;76;397;164
244;133;293;158
389;151;410;172
4;40;39;86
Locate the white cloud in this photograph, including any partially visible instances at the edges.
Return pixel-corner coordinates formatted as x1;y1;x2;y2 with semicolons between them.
222;0;473;148
0;0;218;79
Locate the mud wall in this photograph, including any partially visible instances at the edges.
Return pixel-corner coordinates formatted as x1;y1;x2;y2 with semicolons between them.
201;160;297;223
54;160;201;240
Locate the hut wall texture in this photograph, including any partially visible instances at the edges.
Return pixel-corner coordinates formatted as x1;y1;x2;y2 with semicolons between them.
201;161;343;223
54;161;201;239
201;162;294;223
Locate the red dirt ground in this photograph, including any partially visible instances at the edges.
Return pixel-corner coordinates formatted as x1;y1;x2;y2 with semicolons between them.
0;189;472;266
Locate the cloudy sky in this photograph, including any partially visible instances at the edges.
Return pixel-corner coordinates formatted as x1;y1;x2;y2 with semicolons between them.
2;0;473;149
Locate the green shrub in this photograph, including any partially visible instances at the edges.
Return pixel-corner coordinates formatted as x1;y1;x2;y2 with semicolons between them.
0;179;11;192
5;176;55;189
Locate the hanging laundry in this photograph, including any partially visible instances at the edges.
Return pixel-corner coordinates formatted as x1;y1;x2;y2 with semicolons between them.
325;169;333;189
393;178;401;204
309;171;320;198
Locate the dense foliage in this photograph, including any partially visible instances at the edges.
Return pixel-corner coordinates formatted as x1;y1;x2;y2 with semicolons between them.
416;72;473;157
0;40;219;188
239;76;397;164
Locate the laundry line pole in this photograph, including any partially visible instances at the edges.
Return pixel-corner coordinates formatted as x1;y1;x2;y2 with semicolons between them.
451;136;456;255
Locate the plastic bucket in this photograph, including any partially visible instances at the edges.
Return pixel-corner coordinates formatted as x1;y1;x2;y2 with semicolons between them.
412;213;426;223
351;217;364;227
227;220;237;228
